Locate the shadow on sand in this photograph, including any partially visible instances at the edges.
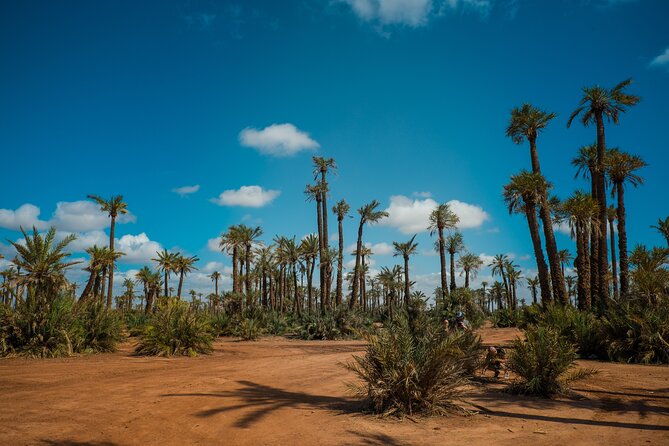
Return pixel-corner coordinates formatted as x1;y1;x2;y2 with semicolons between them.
162;380;362;428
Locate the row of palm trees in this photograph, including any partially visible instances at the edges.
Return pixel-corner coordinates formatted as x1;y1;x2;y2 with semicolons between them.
503;78;662;311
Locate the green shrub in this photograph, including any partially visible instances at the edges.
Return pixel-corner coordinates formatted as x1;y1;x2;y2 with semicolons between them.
209;312;234;336
297;313;341;340
124;310;150;337
441;329;484;376
262;312;291;336
508;326;592;397
0;296;81;358
491;307;523;328
75;300;124;353
536;303;603;357
602;300;669;364
346;317;469;417
135;301;213;357
237;317;263;341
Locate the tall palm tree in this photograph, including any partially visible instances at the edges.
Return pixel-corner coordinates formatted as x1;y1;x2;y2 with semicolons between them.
220;225;244;293
607;205;619;298
152;249;177;297
651;217;669;248
505;263;522;309
174;254;199;300
428;204;459;301
305;183;327;309
565;275;577;305
122;277;135;311
526;276;540;305
457;252;484;289
10;227;78;306
572;144;601;299
238;225;263;304
313;157;336;307
209;271;221;305
350;200;388;309
490;254;510;305
561;191;599;310
445;232;464;292
606;148;646;298
506;104;567;304
568;79;640;305
332;199;350;308
393;235;418;309
101;248;124;307
300;234;319;313
503;171;553;304
558;249;573;279
135;266;152;310
88;194;129;309
79;245;105;301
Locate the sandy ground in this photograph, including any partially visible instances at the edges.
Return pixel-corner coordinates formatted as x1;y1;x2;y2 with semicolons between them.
0;326;668;446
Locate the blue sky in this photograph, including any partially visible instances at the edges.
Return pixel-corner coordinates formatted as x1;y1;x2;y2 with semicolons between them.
1;0;668;300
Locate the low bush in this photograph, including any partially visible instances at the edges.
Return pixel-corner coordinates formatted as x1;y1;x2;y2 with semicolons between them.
507;325;594;397
237;317;263;341
297;313;341;340
135;300;213;357
124;310;150;337
491;307;523;328
209;312;234;336
346;316;470;417
76;300;124;353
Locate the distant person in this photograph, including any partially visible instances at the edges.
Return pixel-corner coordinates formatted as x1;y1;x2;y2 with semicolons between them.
442;318;450;332
485;346;507;378
453;311;471;332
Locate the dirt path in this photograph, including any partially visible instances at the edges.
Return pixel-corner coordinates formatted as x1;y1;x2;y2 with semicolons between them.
0;328;667;445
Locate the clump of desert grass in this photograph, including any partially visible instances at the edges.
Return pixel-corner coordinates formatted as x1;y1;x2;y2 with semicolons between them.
134;300;213;357
507;325;596;397
345;312;480;417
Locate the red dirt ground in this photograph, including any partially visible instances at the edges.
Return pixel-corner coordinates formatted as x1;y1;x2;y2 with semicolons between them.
0;326;667;445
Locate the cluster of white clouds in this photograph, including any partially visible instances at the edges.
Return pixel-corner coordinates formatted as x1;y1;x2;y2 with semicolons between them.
0;201;136;232
340;0;493;28
379;195;489;234
210;185;281;208
172;185;200;197
650;47;669;70
239;123;320;157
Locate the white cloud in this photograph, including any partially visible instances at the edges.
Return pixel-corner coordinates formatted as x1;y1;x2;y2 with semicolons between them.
413;191;432;198
115;233;163;264
207;237;221;252
210;186;280;208
650;48;669;69
379;195;489;234
0;204;49;230
554;221;572;236
64;230;109;252
341;0;493;28
172;185;200;196
239;123;319;157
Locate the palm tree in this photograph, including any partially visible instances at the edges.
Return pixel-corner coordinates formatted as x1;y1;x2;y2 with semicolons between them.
428;203;459;303
629;244;669;303
305;183;327;309
101;248;124;307
606;148;646;298
220;225;244;293
152;249;177;297
562;191;599;310
558;249;573;279
88;194;129;309
651;217;669;248
300;234;319;313
9;227;79;306
505;263;522;309
568;79;640;304
607;205;619;298
276;236;302;316
457;252;484;289
565;275;577;305
350;200;388;309
393;235;418;310
332;199;350;308
174;254;199;300
122;277;135;311
238;224;263;304
489;254;510;306
144;270;162;314
503;171;553;304
313;157;336;307
526;276;540;305
506;104;567;304
572;144;601;299
445;232;464;292
209;271;221;309
79;245;105;301
135;266;152;311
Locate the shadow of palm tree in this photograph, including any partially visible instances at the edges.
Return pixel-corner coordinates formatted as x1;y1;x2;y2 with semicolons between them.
162;380;362;428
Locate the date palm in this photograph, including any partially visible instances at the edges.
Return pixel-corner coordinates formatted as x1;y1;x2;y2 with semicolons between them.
135;266;152;311
526;276;540;305
445;232;464;292
332;199;350;308
428;203;459;302
457;252;484;289
174;254;199;300
220;225;244;293
503;171;553;303
88;194;129;308
651;217;669;248
558;249;573;279
300;234;319;312
209;271;221;299
152;249;178;297
606;148;646;298
238;224;263;304
489;254;510;305
568;79;640;305
313;157;336;306
79;245;105;301
350;200;388;309
607;206;619;298
505;104;566;304
305;182;327;309
393;235;418;310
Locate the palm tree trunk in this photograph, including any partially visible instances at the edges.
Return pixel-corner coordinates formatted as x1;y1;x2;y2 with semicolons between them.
307;258;314;313
526;203;552;304
438;227;448;302
320;171;331;309
609;216;619;299
80;271;96;301
245;243;252;305
529;137;542;174
164;271;169;297
595;112;610;307
403;256;410;309
107;215;116;309
350;221;364;309
616;183;630;298
177;271;184;300
336;216;344;308
100;267;107;303
539;195;568;304
449;251;456;292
